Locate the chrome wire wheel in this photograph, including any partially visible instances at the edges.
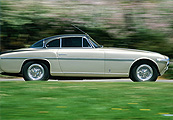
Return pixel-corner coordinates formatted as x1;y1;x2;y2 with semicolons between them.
27;64;44;80
136;64;153;81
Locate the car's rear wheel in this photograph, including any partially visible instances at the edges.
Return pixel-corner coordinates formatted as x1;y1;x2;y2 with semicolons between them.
130;63;158;82
22;62;49;81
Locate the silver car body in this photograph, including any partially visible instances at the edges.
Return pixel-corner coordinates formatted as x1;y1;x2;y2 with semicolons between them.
0;34;169;79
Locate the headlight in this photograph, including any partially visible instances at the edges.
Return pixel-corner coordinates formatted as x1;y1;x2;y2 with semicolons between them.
157;58;169;62
156;56;169;65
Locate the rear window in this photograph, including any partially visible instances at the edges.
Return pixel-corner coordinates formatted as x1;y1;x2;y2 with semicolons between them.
30;40;43;48
46;39;60;47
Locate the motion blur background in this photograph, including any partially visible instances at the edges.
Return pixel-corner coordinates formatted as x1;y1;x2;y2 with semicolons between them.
1;0;173;58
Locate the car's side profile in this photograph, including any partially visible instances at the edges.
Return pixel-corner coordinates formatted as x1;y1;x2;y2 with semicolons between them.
0;34;169;82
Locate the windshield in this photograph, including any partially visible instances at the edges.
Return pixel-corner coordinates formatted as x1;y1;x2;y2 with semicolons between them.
87;36;102;48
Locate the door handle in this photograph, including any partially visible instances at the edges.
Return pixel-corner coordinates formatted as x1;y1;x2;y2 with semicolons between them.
58;54;67;56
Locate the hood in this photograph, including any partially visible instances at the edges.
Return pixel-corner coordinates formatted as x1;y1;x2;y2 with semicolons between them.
103;47;160;54
101;47;165;59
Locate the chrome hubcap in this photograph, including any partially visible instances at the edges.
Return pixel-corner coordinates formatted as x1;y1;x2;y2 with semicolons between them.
136;64;153;81
28;64;44;80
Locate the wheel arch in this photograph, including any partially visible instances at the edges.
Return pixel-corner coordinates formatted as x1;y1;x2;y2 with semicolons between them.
129;58;160;77
20;59;51;73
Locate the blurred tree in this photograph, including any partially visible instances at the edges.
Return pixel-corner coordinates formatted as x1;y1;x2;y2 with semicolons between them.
0;0;172;58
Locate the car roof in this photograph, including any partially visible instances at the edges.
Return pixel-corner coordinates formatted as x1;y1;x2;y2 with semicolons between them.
43;34;87;41
30;34;89;48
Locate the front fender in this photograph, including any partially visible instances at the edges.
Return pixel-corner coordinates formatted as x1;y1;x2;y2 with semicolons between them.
128;57;160;76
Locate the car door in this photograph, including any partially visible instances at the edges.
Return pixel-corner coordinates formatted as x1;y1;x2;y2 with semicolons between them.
45;38;62;74
58;36;104;76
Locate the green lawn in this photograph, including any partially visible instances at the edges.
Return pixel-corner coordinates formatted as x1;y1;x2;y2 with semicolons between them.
0;81;173;120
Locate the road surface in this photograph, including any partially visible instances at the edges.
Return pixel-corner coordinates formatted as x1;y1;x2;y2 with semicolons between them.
0;78;173;82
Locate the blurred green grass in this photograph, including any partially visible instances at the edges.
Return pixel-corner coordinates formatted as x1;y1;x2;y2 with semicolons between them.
0;81;173;120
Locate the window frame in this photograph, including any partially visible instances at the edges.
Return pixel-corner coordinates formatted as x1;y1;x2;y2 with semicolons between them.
60;36;92;48
82;37;92;48
45;36;93;49
61;37;83;48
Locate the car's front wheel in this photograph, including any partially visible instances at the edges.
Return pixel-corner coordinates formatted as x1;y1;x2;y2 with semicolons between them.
22;62;49;81
130;63;158;82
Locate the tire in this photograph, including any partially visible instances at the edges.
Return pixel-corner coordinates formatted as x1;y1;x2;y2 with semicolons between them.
130;63;158;82
22;61;49;81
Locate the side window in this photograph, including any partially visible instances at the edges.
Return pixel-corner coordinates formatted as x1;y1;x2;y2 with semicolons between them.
62;37;82;47
83;38;91;47
46;39;60;47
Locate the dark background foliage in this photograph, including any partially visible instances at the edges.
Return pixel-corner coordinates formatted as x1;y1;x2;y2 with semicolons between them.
1;0;173;58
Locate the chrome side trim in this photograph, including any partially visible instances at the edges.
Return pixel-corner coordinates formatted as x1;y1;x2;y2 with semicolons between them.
1;57;135;61
1;57;28;59
105;73;128;75
58;58;135;61
52;72;104;74
52;72;128;75
1;57;57;60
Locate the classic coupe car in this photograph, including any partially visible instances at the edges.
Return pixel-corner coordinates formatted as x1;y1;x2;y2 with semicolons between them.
0;34;169;82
